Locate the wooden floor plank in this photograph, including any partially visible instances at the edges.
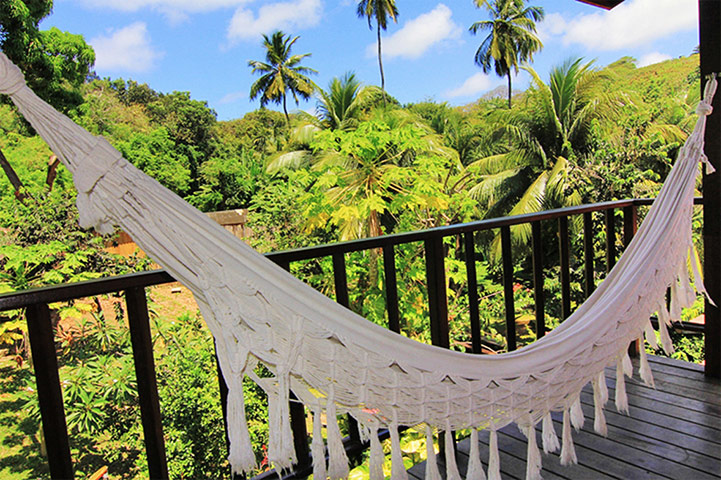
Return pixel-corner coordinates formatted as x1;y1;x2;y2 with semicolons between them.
406;359;721;479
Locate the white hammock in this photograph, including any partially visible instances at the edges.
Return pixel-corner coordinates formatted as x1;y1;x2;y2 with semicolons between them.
0;51;715;480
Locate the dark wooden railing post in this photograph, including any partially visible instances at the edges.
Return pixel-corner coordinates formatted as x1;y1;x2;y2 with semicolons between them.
559;217;572;320
531;222;545;338
382;245;401;333
331;253;362;446
500;227;517;351
464;232;482;353
126;287;169;480
273;260;311;468
26;303;74;480
623;205;641;357
605;210;616;274
424;237;450;349
700;0;721;378
583;212;595;298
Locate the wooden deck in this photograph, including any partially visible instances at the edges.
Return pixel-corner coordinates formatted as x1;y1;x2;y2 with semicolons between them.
407;355;721;479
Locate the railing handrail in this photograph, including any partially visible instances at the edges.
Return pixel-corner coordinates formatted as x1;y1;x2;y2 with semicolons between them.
0;196;703;313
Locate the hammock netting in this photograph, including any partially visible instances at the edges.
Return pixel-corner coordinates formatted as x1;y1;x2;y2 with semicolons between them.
0;52;715;480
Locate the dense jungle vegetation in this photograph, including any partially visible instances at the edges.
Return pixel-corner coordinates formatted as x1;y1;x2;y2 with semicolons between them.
0;2;708;478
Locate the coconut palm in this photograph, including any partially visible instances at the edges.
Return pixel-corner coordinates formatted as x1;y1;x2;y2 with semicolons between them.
470;0;544;109
357;0;399;103
248;31;317;127
316;72;384;130
467;58;624;244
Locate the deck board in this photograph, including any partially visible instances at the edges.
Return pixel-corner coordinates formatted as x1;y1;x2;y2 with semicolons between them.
407;355;721;479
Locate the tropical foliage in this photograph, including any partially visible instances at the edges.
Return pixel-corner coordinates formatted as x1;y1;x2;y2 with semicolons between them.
0;5;707;477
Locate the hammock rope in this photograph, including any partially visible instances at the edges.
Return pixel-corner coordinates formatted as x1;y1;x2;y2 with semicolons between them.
0;52;715;479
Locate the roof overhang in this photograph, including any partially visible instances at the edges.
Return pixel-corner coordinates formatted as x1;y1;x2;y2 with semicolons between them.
576;0;625;9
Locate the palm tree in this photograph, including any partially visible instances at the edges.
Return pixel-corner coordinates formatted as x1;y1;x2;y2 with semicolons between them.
248;31;317;126
467;58;624;244
316;72;384;130
357;0;399;102
470;0;544;109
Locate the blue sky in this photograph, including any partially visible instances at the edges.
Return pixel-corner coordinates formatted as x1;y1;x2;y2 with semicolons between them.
42;0;699;121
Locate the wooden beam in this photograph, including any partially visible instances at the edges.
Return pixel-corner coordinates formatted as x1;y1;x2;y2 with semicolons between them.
576;0;625;10
700;0;721;378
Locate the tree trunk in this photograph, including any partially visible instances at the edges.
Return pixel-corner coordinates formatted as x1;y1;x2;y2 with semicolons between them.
377;20;386;107
507;71;513;109
0;147;29;203
46;155;60;191
282;95;290;127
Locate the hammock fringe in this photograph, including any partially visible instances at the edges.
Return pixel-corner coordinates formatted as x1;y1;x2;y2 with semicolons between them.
466;429;486;480
488;431;502;480
541;413;560;453
369;426;385;480
425;426;443;480
390;425;408;480
311;407;327;480
560;411;577;466
444;426;462;480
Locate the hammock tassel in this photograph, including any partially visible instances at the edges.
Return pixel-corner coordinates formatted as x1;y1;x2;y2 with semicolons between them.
657;303;675;355
597;371;609;405
592;378;607;436
390;423;409;480
423;426;442;480
443;425;462;480
541;412;559;453
644;318;659;350
227;381;257;475
311;407;327;480
326;402;349;480
488;430;502;480
560;410;577;466
639;338;656;388
466;429;486;480
614;361;629;415
267;373;295;470
369;426;384;480
569;395;584;431
524;424;542;480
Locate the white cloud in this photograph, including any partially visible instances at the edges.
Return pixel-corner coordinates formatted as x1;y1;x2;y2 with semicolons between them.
75;0;251;13
227;0;322;42
367;4;461;60
444;72;493;98
90;22;163;72
218;91;246;104
637;52;672;68
543;0;696;51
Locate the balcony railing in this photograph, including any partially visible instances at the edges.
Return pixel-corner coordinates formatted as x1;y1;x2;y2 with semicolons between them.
0;197;710;480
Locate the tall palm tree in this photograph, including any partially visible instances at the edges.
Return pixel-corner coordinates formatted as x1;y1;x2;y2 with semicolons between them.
470;0;544;109
467;58;624;244
248;31;317;126
357;0;399;102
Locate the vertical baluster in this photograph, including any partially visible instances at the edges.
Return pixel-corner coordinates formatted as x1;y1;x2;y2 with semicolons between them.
424;237;450;348
272;260;311;466
26;303;74;480
464;232;482;353
623;205;638;248
559;216;572;320
531;221;545;338
424;236;454;454
126;287;169;480
331;253;361;446
501;226;517;351
623;205;641;357
383;245;401;333
605;209;616;273
583;212;595;298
